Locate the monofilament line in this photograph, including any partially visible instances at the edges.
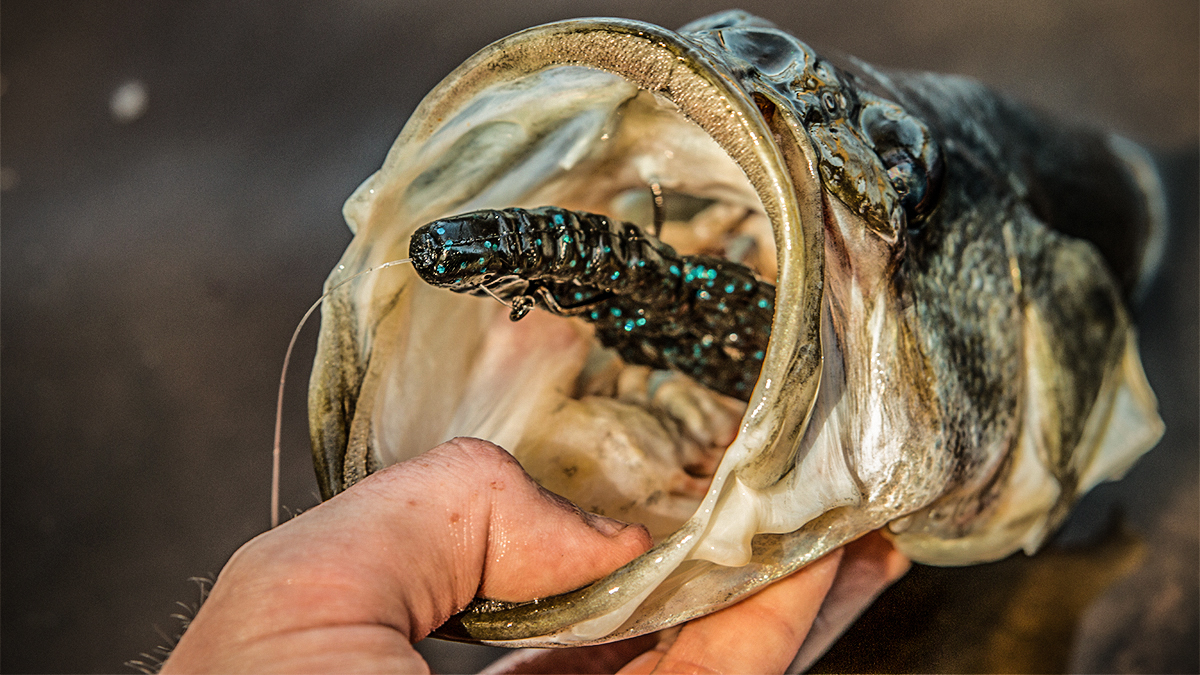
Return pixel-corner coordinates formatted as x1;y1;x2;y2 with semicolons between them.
272;258;412;528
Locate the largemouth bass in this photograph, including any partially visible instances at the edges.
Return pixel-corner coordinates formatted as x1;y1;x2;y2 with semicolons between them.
308;10;1164;646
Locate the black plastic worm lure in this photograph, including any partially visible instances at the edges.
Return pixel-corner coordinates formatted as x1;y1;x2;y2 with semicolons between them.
408;206;774;400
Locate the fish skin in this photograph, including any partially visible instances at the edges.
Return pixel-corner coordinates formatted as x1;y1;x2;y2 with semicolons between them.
885;72;1151;545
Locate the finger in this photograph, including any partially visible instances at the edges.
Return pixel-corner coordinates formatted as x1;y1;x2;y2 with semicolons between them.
270;437;651;635
621;547;846;674
164;438;650;672
789;531;910;671
387;438;653;606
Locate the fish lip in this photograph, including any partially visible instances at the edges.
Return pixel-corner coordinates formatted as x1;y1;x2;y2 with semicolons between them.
310;16;830;646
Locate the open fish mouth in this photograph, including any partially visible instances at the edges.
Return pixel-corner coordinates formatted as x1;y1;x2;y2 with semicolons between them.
309;11;1165;647
311;14;831;644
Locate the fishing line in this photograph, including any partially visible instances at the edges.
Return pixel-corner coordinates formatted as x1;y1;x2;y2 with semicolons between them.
649;181;665;237
478;283;517;310
271;258;412;528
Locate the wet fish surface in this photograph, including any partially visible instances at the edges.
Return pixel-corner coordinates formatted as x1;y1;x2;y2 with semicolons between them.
309;10;1165;648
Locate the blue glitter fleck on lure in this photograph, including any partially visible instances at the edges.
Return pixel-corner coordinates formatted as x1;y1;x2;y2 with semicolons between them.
409;206;773;400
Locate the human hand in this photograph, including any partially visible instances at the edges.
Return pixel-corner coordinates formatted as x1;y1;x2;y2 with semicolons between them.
162;437;907;674
483;528;909;674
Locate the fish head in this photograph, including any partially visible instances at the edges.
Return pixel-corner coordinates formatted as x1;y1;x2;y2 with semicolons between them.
308;11;1162;646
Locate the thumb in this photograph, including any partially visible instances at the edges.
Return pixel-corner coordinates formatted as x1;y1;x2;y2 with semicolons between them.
174;437;651;662
373;437;653;631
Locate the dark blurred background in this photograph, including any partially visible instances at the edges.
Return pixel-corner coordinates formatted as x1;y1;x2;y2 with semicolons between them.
2;1;1196;673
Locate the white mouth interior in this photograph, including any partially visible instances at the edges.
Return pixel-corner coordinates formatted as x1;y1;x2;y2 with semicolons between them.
366;68;775;540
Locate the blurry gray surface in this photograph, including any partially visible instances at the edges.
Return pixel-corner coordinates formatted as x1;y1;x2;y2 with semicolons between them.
1;1;1195;673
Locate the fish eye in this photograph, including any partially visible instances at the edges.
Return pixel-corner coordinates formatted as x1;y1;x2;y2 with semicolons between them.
859;103;942;226
880;148;928;216
821;91;838;114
